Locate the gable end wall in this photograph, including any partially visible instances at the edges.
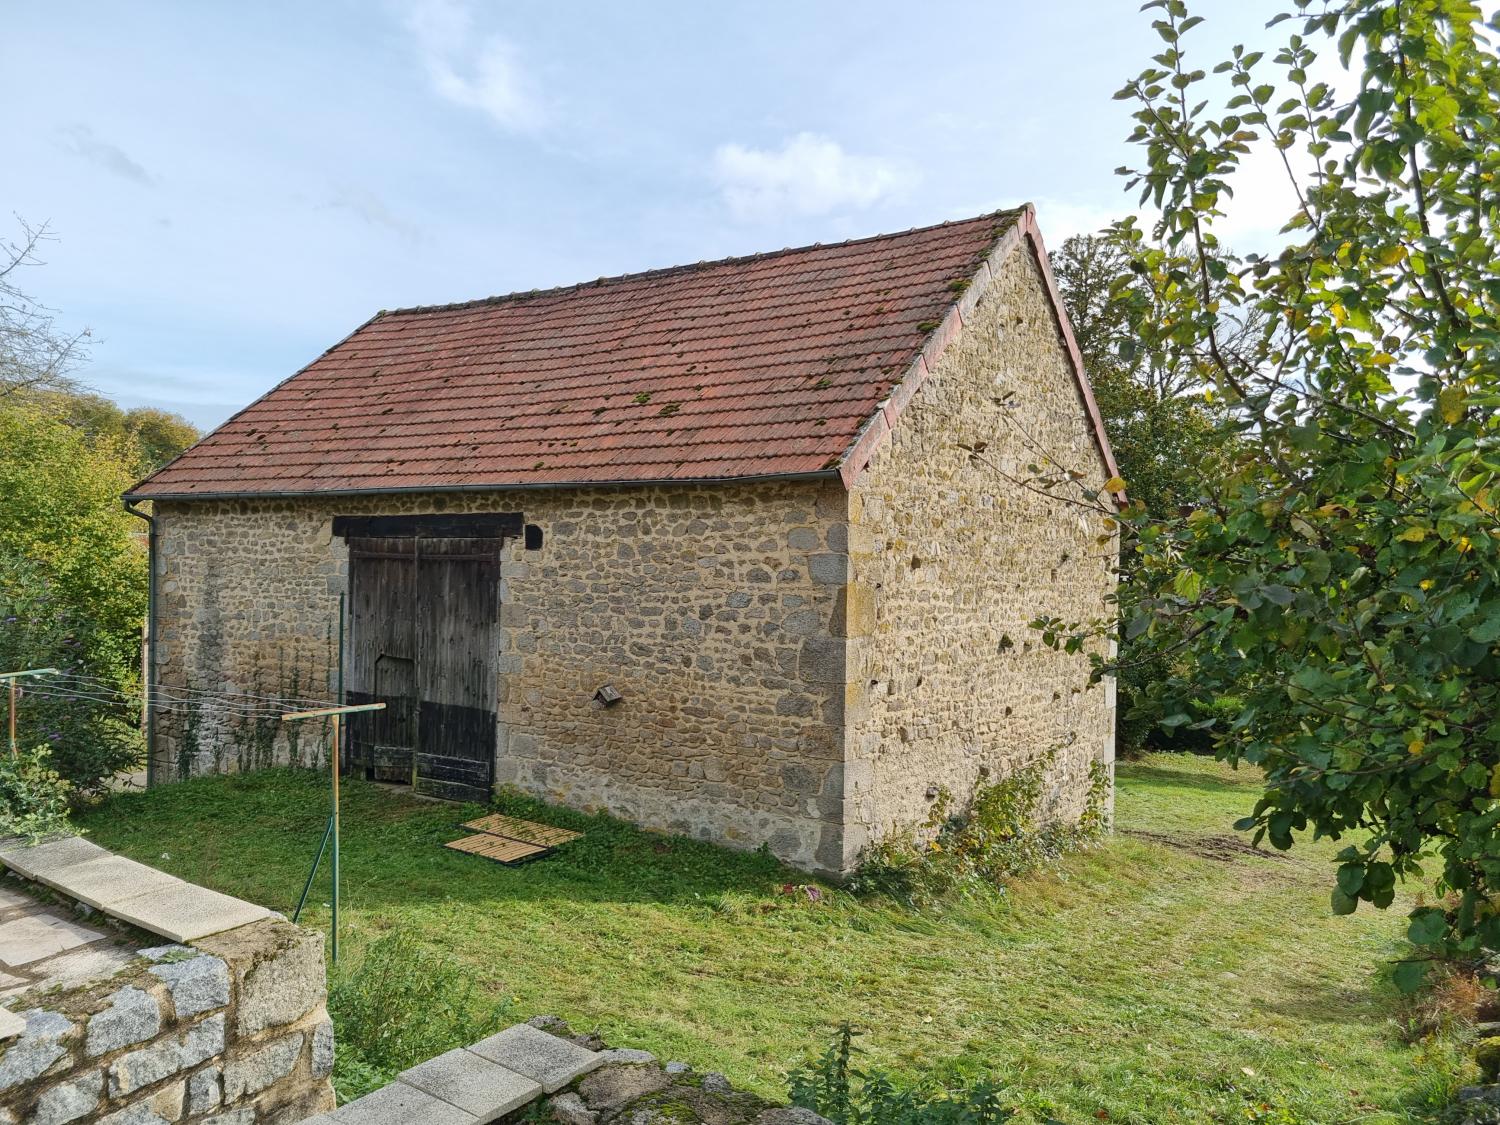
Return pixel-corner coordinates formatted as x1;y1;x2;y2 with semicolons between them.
843;246;1118;847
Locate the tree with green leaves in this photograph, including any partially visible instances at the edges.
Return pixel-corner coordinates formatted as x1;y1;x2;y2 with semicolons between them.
1053;231;1230;512
32;391;199;476
0;402;146;791
0;221;190;792
1033;0;1500;986
1054;231;1242;754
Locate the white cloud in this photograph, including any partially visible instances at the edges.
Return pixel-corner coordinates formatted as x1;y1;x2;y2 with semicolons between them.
1213;141;1309;252
323;186;424;244
58;124;154;185
712;133;908;222
402;0;541;130
1027;199;1124;245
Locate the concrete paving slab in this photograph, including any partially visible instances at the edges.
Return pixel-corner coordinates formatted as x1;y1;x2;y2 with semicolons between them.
35;855;183;912
107;883;269;943
0;912;104;966
327;1080;479;1124
398;1046;542;1118
0;836;109;881
467;1023;603;1093
0;1007;23;1039
0;886;36;910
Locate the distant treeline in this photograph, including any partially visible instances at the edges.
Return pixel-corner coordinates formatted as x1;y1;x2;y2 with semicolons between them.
15;389;200;477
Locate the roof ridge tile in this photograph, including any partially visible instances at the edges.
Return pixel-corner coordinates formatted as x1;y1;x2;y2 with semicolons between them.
372;209;1023;320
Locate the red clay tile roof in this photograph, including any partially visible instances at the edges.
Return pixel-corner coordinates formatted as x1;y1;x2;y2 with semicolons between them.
129;207;1113;500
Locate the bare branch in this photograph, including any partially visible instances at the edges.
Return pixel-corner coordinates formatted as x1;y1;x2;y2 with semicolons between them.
0;215;88;396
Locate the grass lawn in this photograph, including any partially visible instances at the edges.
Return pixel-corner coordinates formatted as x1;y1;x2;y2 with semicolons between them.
78;754;1465;1123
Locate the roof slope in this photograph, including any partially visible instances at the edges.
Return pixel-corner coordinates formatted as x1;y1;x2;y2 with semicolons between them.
130;208;1113;500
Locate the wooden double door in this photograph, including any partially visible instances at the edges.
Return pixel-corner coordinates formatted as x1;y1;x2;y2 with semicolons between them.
344;532;502;803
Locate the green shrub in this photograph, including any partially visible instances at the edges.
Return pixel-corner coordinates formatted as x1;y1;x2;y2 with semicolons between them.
788;1025;1026;1125
327;929;513;1103
0;556;143;795
850;753;1110;907
0;399;149;797
0;747;73;842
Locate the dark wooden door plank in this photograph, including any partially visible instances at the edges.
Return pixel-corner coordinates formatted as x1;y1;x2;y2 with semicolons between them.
414;537;499;802
346;536;418;782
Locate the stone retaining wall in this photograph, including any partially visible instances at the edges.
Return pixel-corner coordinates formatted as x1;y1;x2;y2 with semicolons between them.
0;839;334;1124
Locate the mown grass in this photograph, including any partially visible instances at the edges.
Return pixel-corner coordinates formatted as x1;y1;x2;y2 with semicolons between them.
79;754;1469;1123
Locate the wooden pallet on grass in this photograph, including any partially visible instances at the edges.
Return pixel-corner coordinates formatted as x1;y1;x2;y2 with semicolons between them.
443;833;548;865
461;813;582;848
443;813;582;866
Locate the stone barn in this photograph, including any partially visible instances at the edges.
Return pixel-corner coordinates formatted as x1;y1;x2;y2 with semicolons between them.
125;205;1119;873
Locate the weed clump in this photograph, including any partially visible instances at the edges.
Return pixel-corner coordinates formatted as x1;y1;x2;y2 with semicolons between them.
788;1024;1020;1124
850;753;1109;907
0;747;73;842
328;929;513;1103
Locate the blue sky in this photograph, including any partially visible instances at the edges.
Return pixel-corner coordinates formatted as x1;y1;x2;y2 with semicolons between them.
4;2;1296;430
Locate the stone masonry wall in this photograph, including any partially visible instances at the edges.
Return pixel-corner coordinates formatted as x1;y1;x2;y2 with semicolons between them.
150;479;858;871
843;245;1118;847
147;240;1117;876
0;908;333;1124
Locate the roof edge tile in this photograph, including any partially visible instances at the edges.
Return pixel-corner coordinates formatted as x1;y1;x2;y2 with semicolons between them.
124;468;843;504
832;203;1121;491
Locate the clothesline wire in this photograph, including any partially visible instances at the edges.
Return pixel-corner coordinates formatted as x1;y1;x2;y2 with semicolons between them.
45;671;330;708
21;686;339;720
29;684;327;716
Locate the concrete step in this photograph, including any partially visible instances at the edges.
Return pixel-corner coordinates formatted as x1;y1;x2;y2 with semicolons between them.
0;835;270;942
321;1023;603;1124
468;1024;604;1093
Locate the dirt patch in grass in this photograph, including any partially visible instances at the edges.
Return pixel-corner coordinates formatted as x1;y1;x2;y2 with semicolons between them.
1123;828;1294;864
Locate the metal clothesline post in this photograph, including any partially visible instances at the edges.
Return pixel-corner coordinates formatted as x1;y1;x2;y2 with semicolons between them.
0;669;60;757
292;817;334;924
280;701;384;963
